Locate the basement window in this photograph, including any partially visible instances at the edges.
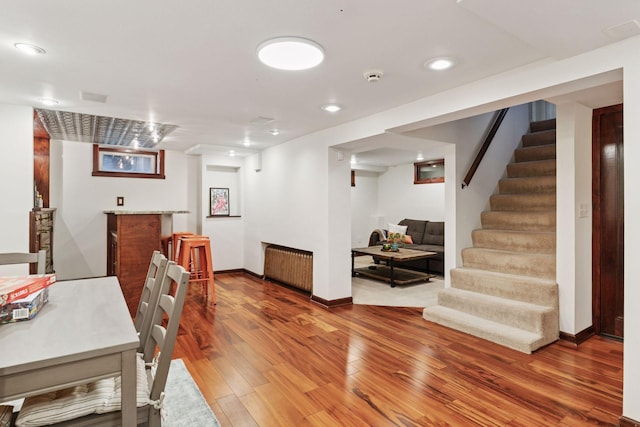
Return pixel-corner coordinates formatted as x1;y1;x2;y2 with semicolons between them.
92;144;165;179
414;159;444;184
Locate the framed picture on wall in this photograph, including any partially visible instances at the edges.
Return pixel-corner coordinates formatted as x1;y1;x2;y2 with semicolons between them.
210;187;230;216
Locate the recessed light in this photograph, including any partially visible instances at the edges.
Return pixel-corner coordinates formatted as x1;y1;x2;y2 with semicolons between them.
229;150;236;157
269;129;280;136
321;104;342;113
257;37;324;71
424;57;456;71
416;152;424;161
14;43;46;55
243;140;251;147
38;97;59;106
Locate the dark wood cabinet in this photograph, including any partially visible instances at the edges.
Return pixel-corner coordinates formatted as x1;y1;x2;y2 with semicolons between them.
29;208;55;274
105;210;188;317
106;213;161;316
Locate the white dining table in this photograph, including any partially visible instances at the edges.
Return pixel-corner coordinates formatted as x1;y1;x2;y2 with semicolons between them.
0;276;139;426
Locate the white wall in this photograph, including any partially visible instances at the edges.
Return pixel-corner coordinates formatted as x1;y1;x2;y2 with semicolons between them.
556;102;593;334
350;170;379;247
200;154;245;271
623;59;640;421
0;105;33;276
377;163;445;226
50;140;195;279
350;165;446;248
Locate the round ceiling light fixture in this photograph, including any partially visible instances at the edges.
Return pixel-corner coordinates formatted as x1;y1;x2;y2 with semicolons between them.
14;43;46;55
424;57;457;71
257;37;325;71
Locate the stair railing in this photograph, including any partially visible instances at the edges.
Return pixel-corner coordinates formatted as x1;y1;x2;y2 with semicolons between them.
461;107;509;189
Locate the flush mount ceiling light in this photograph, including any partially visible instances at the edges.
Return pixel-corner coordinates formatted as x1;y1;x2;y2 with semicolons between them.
424;57;457;71
321;104;342;113
257;37;324;70
14;43;46;55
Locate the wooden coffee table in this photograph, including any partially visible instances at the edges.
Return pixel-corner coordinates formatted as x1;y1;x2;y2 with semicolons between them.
351;246;437;287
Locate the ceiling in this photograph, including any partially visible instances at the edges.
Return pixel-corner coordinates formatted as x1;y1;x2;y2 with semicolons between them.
0;1;636;164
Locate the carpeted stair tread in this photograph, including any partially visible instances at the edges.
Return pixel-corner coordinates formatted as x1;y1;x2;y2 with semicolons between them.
462;247;555;279
450;267;558;306
489;193;556;211
514;144;556;163
481;210;556;232
421;119;558;355
498;176;556;194
436;288;556;334
471;229;555;254
507;159;556;178
522;129;556;147
422;305;549;354
530;118;556;133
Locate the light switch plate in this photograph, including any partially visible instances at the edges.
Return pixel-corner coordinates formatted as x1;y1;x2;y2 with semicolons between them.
117;196;124;206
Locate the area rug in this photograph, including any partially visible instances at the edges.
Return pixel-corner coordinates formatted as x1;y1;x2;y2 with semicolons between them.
164;359;220;427
352;256;444;307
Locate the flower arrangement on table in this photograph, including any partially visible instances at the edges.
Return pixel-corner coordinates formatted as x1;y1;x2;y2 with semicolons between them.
382;232;405;251
387;232;405;245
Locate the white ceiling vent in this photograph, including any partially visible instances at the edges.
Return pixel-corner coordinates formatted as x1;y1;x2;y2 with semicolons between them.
602;19;640;40
80;90;108;103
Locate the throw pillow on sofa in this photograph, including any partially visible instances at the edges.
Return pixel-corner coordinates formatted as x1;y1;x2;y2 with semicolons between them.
388;223;408;235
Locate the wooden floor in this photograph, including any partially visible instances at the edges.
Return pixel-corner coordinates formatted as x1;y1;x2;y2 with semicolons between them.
173;272;623;426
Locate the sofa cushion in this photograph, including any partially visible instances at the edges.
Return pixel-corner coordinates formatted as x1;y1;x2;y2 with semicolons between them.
398;219;427;245
423;221;444;245
410;244;444;260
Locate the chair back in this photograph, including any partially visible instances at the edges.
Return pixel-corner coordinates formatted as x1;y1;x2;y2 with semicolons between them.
134;251;169;351
0;250;46;274
142;261;190;402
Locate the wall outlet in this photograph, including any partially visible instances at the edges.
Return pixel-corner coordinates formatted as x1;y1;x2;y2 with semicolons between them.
117;196;124;206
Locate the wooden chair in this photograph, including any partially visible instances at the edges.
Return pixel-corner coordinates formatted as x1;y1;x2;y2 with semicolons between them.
0;250;46;275
14;262;191;427
133;251;168;352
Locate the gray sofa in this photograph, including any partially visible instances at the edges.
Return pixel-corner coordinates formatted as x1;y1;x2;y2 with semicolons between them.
368;218;444;275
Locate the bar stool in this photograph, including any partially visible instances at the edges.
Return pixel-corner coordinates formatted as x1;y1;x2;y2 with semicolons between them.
171;231;195;261
177;235;215;304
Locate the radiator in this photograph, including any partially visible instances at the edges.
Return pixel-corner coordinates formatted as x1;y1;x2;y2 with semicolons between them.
264;244;313;292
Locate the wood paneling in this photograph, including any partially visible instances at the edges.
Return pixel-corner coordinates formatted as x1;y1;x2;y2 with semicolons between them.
173;272;624;426
33;111;50;208
107;214;161;316
593;104;624;338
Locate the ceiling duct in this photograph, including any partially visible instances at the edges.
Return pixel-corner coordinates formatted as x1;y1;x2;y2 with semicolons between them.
35;109;178;148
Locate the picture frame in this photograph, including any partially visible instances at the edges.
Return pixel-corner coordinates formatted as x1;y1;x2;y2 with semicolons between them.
210;187;230;216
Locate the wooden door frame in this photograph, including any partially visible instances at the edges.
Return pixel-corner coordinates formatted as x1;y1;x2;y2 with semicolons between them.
592;103;623;335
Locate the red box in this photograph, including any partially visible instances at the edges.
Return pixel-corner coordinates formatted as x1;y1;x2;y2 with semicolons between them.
0;274;56;307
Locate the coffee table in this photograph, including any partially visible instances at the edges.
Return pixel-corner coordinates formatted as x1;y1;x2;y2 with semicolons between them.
351;246;437;287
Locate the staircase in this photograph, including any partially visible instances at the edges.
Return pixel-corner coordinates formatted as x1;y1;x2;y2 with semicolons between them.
423;118;558;354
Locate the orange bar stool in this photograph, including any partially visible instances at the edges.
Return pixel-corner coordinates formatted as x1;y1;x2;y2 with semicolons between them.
171;231;194;261
177;235;215;304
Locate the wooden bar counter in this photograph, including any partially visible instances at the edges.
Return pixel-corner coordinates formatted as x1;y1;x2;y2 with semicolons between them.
104;210;188;316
